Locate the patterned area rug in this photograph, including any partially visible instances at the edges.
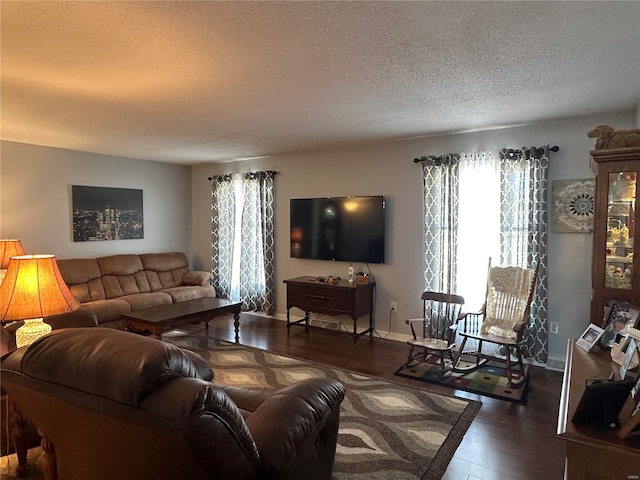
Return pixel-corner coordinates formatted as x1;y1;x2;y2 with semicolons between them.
164;332;480;480
1;333;480;480
395;355;529;402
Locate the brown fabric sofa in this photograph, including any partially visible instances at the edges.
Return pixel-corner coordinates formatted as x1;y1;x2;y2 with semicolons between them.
1;328;345;480
57;252;216;328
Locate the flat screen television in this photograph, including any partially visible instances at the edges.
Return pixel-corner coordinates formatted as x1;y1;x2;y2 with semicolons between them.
290;196;385;264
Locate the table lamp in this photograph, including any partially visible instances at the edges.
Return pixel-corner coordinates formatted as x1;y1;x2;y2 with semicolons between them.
0;255;80;348
0;239;25;285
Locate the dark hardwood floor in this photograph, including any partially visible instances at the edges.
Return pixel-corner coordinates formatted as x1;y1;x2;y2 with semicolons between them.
183;313;566;480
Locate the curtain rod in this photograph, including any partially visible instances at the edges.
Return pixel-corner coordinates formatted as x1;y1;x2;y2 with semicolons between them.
413;145;559;163
207;170;278;181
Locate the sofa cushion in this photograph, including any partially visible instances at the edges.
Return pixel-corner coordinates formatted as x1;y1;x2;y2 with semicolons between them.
97;254;144;276
20;328;202;406
102;276;125;299
160;285;216;303
69;283;91;303
145;268;189;291
139;252;188;272
120;292;172;311
57;258;101;285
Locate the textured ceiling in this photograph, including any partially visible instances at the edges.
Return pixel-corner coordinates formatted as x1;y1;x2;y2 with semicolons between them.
1;1;639;165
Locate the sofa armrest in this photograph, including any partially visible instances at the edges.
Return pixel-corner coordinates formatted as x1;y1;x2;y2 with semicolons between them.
245;378;344;477
182;349;214;382
45;309;99;329
182;270;213;286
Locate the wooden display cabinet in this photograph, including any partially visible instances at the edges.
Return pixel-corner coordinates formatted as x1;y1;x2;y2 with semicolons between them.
590;147;640;327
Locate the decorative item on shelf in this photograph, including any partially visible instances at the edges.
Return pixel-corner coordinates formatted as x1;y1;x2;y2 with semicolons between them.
605;265;632;290
608;203;630;217
600;301;640;349
611;329;640;370
609;172;637;202
0;254;80;347
577;323;606;352
0;239;25;285
325;276;339;285
620;338;639;380
587;125;640;150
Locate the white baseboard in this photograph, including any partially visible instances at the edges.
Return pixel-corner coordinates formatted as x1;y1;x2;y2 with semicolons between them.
545;356;566;372
246;311;562;371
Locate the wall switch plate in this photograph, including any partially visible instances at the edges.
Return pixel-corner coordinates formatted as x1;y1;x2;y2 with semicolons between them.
550;322;559;334
390;301;397;312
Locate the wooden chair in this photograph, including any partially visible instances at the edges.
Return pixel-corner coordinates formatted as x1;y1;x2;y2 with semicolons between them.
455;262;538;388
404;291;465;375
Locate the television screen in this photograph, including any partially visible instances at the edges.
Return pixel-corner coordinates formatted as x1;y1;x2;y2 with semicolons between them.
290;196;385;264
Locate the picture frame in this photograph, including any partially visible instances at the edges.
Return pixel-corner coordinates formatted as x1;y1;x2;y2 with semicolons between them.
576;323;605;352
551;178;595;233
618;371;640;439
72;185;144;242
599;301;640;349
620;338;639;380
571;377;635;429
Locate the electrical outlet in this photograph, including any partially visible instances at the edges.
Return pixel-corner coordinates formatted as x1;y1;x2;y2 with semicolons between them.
550;322;559;334
390;301;397;312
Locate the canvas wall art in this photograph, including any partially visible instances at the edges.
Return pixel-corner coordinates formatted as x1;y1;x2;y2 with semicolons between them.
551;179;595;233
72;185;144;242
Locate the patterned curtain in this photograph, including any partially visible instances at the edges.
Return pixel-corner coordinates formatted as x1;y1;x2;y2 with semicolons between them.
499;147;549;364
422;154;460;293
210;171;277;314
422;148;549;363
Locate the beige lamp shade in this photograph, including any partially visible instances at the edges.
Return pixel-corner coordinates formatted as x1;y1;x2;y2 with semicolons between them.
0;239;25;284
0;239;25;269
0;255;80;347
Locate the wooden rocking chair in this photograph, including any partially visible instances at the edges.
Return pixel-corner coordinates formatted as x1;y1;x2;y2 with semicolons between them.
405;291;465;375
455;262;538;388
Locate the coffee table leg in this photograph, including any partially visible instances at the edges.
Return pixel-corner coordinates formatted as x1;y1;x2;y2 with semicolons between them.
233;311;240;342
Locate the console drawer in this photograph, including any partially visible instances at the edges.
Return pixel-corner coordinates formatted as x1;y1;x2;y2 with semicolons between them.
287;284;353;314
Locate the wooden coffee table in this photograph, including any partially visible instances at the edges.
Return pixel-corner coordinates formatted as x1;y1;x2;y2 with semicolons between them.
122;297;242;341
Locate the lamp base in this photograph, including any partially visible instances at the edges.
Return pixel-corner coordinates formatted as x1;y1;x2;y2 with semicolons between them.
16;318;52;348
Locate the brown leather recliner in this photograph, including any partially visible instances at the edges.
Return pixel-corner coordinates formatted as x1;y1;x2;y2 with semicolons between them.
1;328;345;480
1;309;99;461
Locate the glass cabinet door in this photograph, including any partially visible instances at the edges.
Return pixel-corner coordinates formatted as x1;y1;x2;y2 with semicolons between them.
605;171;636;290
590;148;640;327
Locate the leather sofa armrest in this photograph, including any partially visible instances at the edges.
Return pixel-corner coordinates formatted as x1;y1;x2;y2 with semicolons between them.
245;378;344;477
183;270;213;286
45;309;99;329
182;349;214;382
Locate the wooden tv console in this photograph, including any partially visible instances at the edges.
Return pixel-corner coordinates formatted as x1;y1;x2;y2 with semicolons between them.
283;276;375;342
556;339;640;479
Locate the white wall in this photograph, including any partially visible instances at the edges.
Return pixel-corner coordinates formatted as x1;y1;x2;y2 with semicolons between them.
0;141;192;260
192;111;635;366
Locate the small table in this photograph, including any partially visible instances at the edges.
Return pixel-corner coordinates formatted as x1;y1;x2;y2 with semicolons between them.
122;297;242;341
283;276;375;342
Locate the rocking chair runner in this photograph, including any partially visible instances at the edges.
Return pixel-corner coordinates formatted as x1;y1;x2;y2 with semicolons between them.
455;263;538;388
405;291;465;374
